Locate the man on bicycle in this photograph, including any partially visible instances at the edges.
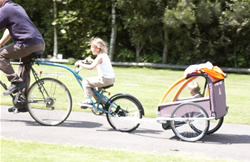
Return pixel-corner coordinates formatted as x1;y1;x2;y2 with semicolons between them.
0;0;45;112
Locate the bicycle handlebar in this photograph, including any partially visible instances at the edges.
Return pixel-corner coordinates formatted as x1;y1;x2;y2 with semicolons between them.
74;59;88;74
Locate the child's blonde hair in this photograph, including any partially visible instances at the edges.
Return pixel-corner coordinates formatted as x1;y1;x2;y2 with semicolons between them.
90;37;108;54
188;81;200;94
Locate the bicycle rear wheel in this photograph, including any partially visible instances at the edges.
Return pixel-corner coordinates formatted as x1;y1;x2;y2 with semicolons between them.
170;102;209;142
27;78;72;126
106;95;142;132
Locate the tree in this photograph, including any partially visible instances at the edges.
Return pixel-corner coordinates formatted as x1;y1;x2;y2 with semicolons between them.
117;0;159;62
153;0;177;64
109;0;117;61
53;0;58;58
55;0;111;59
9;0;250;68
163;0;196;64
219;0;250;67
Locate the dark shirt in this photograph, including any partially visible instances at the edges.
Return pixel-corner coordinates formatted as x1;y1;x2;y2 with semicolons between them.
0;0;44;47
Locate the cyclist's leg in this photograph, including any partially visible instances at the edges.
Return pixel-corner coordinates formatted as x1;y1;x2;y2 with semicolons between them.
0;43;44;111
17;43;45;96
0;43;23;83
17;56;31;97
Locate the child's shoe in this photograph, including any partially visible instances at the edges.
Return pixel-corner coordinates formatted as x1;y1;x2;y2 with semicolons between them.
78;99;93;109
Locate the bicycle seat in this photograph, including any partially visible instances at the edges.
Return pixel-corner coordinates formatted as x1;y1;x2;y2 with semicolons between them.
30;50;43;59
102;84;114;89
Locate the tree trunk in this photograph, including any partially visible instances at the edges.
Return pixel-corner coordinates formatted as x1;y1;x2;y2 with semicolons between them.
234;42;237;68
136;41;143;63
162;28;168;64
109;0;117;61
53;0;58;58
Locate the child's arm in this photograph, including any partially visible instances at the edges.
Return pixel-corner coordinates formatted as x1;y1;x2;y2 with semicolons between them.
85;57;94;63
75;55;103;70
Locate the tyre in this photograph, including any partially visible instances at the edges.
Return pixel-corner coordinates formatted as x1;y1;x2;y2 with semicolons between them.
27;78;72;126
106;95;142;132
162;121;171;130
170;102;209;142
207;117;223;135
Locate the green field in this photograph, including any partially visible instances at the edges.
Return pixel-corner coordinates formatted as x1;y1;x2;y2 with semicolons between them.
1;64;248;161
0;138;232;162
1;64;249;125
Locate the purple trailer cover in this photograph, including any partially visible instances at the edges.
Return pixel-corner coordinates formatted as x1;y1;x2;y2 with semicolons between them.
208;79;227;119
158;97;211;117
158;76;227;119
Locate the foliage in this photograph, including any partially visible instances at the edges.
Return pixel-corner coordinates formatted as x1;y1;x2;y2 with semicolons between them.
115;48;135;62
1;0;249;68
219;0;250;67
67;57;77;65
117;0;162;62
54;0;111;59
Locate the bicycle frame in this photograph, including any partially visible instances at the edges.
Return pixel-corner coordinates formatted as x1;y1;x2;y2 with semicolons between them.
91;87;112;113
35;61;116;113
35;61;83;87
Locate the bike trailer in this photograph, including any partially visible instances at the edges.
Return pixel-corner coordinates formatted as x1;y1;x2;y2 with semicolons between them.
157;66;228;120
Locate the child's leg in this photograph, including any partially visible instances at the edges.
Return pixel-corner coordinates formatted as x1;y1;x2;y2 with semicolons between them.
83;77;115;103
82;76;102;99
79;77;100;107
82;80;93;99
95;78;115;103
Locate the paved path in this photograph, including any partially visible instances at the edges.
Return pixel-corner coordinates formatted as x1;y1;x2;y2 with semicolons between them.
1;105;250;161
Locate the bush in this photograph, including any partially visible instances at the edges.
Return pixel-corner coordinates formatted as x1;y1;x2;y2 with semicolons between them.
115;48;135;62
68;58;76;65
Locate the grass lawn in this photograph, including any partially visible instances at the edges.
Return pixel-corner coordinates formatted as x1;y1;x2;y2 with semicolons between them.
1;64;249;125
0;138;232;162
0;64;248;161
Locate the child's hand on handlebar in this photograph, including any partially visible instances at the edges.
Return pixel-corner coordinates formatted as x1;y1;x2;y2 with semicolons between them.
85;57;93;63
74;60;82;67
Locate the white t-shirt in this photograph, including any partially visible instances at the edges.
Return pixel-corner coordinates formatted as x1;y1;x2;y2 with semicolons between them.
97;53;115;78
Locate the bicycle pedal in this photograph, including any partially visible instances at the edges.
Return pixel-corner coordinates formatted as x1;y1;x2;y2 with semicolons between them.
14;109;19;113
8;107;19;113
80;106;88;109
90;107;98;112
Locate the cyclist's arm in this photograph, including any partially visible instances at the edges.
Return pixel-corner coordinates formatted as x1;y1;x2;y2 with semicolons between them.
0;29;11;47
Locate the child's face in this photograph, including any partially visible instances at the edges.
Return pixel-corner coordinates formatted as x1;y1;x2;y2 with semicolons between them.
90;44;101;55
188;87;195;96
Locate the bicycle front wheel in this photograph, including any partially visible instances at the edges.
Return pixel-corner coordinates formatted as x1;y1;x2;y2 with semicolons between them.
106;95;142;132
27;78;72;126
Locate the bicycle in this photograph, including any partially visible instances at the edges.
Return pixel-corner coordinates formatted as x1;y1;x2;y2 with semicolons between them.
1;52;144;132
0;51;73;124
